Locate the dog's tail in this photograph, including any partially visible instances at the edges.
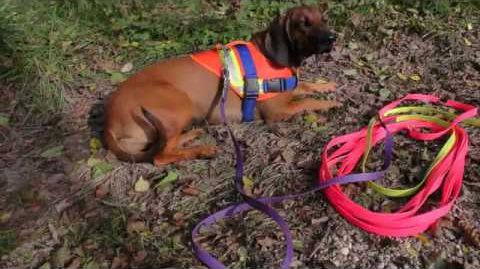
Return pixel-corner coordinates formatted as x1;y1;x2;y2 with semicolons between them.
104;107;167;163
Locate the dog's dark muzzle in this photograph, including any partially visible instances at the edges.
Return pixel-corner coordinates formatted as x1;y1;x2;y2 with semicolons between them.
313;31;336;53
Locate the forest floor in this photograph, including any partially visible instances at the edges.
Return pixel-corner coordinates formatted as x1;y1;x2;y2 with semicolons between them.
1;1;479;268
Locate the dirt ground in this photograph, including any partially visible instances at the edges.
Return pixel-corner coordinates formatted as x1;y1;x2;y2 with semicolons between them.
1;13;480;269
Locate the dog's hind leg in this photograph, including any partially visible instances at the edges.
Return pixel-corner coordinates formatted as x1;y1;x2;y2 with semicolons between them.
153;134;217;166
178;129;205;146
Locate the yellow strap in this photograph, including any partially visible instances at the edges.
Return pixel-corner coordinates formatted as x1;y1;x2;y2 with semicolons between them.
362;109;457;198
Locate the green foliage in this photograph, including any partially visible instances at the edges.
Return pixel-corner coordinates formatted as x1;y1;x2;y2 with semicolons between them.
66;209;128;251
54;0;319;63
0;230;16;256
388;0;480;16
0;2;17;76
1;1;99;117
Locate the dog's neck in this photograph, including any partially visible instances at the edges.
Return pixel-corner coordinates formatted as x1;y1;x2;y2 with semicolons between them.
251;31;303;68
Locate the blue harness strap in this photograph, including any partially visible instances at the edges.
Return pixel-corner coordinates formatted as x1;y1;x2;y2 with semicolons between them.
235;44;259;122
234;44;298;122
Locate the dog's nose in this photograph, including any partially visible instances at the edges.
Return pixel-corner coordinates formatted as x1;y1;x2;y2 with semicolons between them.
315;31;336;45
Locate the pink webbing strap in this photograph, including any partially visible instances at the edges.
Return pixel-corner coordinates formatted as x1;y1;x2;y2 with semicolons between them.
320;94;476;236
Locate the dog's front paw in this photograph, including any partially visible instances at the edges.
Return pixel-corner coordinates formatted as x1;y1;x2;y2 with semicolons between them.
313;81;336;92
199;145;218;158
299;81;337;93
330;100;343;108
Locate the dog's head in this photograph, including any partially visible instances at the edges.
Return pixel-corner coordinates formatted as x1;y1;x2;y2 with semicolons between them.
256;4;335;67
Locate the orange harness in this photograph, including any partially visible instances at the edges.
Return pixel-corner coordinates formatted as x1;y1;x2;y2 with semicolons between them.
190;41;297;102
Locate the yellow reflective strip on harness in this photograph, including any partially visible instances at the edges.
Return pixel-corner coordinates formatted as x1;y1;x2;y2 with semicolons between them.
226;49;245;96
221;45;292;100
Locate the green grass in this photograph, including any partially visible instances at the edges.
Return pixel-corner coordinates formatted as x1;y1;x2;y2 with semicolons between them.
1;1;99;118
0;230;16;256
1;0;478;122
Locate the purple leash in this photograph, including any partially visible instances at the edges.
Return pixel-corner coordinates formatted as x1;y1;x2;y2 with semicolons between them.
191;46;394;268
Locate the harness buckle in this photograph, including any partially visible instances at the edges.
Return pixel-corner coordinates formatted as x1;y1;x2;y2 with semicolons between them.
265;78;283;92
244;77;260;99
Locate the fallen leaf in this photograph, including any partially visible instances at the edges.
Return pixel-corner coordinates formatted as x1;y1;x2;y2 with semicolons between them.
54;245;71;267
405;242;418;257
364;53;374;62
311;216;329;225
348;42;359;50
416;233;432;245
182;185;200;196
464;38;472;46
87;157;101;167
119;41;130;48
379;27;394;36
41;145;64;158
237;246;248;263
397;73;408;81
410;74;421;82
406;8;418;14
48;223;59;243
111;256;129;269
293;239;304;251
424;250;447;269
242;176;254;189
133;250;147;263
467;23;473;31
95;183;110;198
457;218;480;248
257;237;274;250
173;212;184;221
303;114;318;124
66;257;81;269
61;41;72;51
84;260;100;269
0;114;9;127
134;176;150;193
121;62;133;73
354;60;365;66
281;148;295;163
55;199;72;213
91;162;113;178
173;212;185;226
350;13;362;26
343;69;358;77
89;137;102;153
110;72;126;85
39;262;51;269
312;125;328;133
379;88;391;100
87;158;113;178
127;220;147;234
242;176;254;196
0;211;12;222
154;171;179;189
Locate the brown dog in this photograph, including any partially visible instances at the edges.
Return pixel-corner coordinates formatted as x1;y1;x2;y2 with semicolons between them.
104;4;339;165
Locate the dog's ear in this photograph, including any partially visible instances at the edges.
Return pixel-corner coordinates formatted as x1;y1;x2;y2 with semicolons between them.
263;15;292;67
317;2;328;13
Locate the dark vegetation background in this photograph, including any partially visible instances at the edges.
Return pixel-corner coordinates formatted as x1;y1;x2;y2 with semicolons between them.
0;0;479;268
